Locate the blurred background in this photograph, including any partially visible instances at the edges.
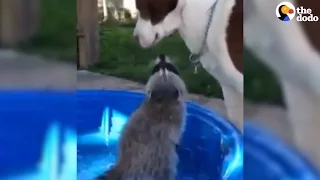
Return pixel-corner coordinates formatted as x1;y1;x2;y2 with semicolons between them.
0;0;76;179
0;0;76;88
244;0;320;153
243;0;320;178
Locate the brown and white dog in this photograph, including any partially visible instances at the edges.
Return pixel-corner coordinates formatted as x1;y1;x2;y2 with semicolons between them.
245;0;320;168
133;0;244;130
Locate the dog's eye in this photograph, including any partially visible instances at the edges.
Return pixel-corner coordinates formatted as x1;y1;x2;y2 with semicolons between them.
155;33;159;40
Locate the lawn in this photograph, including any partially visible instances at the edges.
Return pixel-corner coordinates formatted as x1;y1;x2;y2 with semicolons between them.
244;50;283;104
93;24;283;104
18;0;76;61
93;24;222;97
16;0;283;104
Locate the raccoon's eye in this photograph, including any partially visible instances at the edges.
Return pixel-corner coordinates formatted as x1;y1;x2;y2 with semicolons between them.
174;89;179;99
151;63;179;75
166;64;179;75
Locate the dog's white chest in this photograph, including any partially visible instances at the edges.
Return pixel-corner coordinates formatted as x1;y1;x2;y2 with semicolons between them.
178;0;216;54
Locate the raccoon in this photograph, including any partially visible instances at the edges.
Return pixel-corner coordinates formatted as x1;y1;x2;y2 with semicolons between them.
97;54;188;180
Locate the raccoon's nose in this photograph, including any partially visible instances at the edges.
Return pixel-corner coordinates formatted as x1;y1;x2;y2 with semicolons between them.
162;74;168;81
160;69;168;81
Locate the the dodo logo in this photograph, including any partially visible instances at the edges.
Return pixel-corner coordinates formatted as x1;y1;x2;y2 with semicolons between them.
276;2;296;21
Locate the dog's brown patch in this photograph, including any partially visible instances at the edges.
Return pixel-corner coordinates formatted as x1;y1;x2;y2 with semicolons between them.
227;0;243;73
297;0;320;50
135;0;178;24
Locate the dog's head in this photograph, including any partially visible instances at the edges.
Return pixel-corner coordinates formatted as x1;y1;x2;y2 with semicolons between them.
133;0;186;48
146;54;187;102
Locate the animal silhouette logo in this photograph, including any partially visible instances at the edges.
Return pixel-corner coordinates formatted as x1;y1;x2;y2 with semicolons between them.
276;2;296;21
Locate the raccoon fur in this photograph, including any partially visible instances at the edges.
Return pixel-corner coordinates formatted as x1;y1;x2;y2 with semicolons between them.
96;54;188;180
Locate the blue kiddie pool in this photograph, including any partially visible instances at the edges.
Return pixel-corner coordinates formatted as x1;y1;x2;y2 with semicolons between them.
0;90;76;180
244;122;320;180
77;90;243;180
1;90;318;180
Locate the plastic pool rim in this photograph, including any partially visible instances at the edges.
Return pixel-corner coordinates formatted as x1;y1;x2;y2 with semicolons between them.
244;122;319;178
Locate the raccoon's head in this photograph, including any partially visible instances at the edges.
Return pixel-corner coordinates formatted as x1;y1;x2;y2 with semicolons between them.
146;54;187;102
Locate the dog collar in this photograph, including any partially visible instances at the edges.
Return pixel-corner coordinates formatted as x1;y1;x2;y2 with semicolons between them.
189;1;217;74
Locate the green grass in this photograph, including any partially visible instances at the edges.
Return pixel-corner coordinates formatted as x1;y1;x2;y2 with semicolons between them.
244;50;283;104
16;0;283;104
93;25;284;104
92;25;222;98
19;0;76;61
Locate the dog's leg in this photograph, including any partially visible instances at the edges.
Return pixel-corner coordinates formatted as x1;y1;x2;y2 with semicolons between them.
244;0;320;167
281;80;320;166
221;85;243;130
200;52;244;131
201;0;243;130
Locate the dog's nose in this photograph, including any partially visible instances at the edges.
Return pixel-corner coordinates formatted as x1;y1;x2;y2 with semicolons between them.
133;35;139;42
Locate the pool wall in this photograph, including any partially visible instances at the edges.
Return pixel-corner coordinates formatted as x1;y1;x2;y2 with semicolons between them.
244;122;320;179
0;90;76;178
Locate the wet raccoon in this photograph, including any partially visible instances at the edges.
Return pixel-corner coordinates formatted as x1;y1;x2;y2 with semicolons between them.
97;54;188;180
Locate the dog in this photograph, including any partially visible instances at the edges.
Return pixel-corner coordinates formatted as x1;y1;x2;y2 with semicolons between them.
244;0;320;168
133;0;243;130
97;54;187;180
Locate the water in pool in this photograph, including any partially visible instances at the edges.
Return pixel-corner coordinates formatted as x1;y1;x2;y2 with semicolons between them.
77;107;231;180
2;122;77;180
